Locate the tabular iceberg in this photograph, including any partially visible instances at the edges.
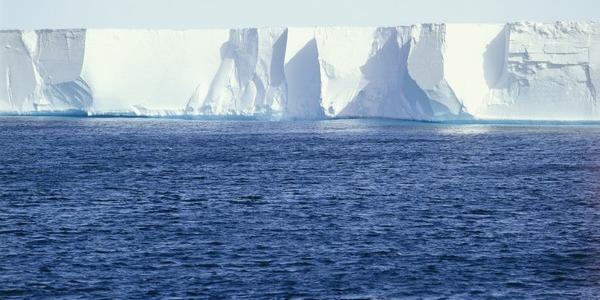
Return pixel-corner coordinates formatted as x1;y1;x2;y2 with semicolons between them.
1;22;599;121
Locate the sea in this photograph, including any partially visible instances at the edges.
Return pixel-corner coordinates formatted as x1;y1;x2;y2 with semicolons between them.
1;117;599;299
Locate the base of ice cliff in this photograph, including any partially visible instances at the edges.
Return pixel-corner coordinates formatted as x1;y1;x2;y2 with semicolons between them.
1;22;599;121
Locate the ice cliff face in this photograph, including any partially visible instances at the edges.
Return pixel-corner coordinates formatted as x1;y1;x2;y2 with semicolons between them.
1;22;599;121
484;22;600;120
81;29;228;115
0;30;90;112
186;28;287;118
285;25;467;120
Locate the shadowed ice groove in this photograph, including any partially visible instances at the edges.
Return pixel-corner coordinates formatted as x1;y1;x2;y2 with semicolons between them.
337;27;408;118
284;37;324;120
483;25;508;88
407;23;464;117
327;26;469;121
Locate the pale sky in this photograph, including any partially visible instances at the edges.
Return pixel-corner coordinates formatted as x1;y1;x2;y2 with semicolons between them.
0;0;598;29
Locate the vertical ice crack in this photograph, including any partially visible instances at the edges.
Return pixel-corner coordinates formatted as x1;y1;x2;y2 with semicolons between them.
586;32;597;106
6;66;13;108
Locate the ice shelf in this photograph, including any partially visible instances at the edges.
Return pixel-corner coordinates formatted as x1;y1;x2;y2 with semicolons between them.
1;22;599;121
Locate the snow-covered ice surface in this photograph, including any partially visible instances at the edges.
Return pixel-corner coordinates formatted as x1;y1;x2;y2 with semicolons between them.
1;22;599;121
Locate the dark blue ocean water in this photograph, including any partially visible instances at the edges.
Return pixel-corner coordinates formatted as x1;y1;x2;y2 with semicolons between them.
1;117;600;299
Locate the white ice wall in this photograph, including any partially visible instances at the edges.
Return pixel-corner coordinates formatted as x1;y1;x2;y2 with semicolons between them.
444;24;506;116
82;29;228;115
483;22;600;120
186;27;288;118
1;22;599;121
0;29;89;112
0;31;37;112
284;26;476;121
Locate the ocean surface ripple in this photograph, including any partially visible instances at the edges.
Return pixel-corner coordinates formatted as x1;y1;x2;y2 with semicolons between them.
1;118;600;299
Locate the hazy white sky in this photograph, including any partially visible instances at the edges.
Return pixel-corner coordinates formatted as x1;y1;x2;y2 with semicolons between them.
0;0;598;29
